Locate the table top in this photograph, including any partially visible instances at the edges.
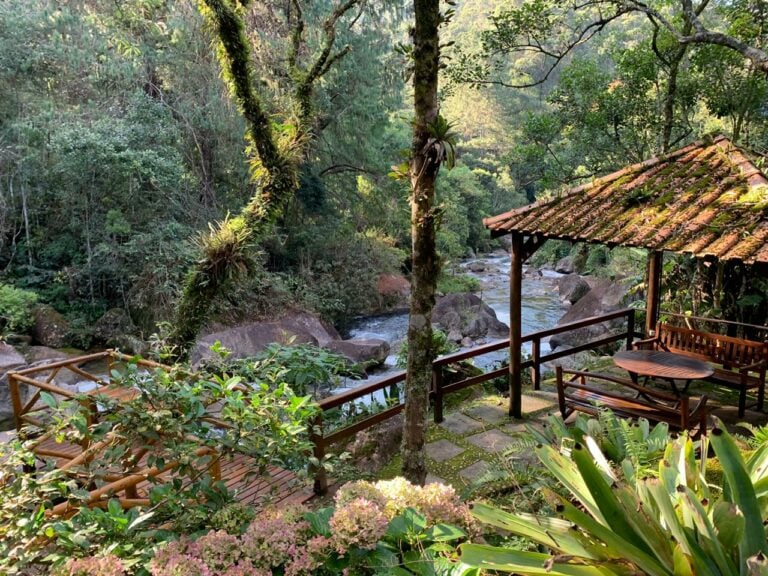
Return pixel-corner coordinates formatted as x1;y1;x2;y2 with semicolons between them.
613;350;714;380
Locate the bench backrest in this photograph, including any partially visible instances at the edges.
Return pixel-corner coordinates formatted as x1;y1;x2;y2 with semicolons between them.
656;323;768;369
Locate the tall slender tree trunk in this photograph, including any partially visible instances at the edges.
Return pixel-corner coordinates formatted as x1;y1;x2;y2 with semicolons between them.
402;0;441;485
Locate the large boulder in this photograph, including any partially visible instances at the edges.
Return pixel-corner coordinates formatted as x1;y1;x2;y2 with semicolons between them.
549;279;635;350
325;338;390;366
93;308;137;344
433;293;508;342
190;310;339;365
30;305;70;348
557;274;591;304
376;274;410;312
0;343;27;430
554;256;576;274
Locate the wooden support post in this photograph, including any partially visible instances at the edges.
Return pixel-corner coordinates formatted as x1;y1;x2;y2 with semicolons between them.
646;251;663;336
8;374;24;432
432;366;444;424
509;233;523;418
310;415;328;495
626;309;636;350
531;337;541;390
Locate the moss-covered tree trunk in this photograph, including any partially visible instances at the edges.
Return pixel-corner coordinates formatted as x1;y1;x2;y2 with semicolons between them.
402;0;442;485
167;0;356;359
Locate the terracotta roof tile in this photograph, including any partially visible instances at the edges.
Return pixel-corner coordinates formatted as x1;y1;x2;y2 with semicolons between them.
484;135;768;264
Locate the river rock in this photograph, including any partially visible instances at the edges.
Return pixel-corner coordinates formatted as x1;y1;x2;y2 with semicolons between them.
554;256;576;274
325;338;390;366
0;343;27;430
376;274;410;311
191;311;340;365
468;261;486;273
557;275;591;304
549;279;635;350
30;304;70;348
93;308;137;344
433;293;508;342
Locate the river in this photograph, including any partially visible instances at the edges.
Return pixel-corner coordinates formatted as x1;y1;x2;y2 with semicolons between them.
337;254;566;389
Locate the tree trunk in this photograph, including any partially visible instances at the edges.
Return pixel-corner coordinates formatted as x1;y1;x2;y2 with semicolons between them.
402;0;441;486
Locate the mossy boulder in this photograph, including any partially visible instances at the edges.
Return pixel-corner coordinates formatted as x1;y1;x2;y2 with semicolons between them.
29;305;70;348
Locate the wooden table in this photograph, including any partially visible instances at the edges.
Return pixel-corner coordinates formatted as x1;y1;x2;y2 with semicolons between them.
613;350;714;394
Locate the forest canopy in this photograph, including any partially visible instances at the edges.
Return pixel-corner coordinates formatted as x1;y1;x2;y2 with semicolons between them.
0;0;766;347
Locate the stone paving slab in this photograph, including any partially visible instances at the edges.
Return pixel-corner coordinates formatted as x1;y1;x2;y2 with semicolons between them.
439;412;484;435
521;394;556;414
466;429;515;453
425;439;465;462
499;422;527;435
464;403;508;424
426;473;448;485
459;460;492;482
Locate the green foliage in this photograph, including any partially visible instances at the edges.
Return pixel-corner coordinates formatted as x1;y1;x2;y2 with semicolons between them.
529;411;672;481
397;329;459;368
437;272;481;294
0;283;38;334
206;340;351;396
0;359;319;573
460;423;768;575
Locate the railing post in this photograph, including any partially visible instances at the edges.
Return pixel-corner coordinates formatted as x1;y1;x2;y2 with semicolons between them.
433;365;444;424
626;309;636;349
8;373;24;432
531;338;541;390
310;414;328;495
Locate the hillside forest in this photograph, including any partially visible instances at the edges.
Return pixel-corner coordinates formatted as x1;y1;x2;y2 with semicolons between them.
1;0;767;349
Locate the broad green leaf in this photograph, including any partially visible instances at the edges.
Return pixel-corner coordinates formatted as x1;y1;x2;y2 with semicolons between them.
425;523;466;542
710;426;768;560
40;391;58;408
470;503;596;558
535;444;604;523
571;441;649;553
712;501;745;552
557;496;672;576
459;544;614;575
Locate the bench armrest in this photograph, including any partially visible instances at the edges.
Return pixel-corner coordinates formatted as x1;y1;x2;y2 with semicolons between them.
632;336;660;350
739;359;767;374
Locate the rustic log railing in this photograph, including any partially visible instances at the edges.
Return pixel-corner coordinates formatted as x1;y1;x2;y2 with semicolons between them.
7;351;308;514
311;307;638;493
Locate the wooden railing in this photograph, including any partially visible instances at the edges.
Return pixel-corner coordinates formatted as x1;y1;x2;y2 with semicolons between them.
311;307;638;493
8;351;167;431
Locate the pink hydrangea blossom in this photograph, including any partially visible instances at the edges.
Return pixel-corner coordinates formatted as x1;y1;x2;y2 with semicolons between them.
59;555;126;576
329;497;388;554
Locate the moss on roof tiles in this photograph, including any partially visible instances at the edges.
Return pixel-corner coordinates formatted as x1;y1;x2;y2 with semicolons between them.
484;136;768;264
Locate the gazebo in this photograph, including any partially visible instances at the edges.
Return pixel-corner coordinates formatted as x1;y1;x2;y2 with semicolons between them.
484;135;768;418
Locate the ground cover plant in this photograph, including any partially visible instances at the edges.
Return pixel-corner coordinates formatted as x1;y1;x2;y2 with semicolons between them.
0;357;319;574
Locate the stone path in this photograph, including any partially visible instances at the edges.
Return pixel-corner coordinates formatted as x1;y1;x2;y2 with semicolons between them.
423;391;557;489
421;378;768;490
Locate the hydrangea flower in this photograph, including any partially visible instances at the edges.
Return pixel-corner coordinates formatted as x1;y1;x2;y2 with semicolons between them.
59;555;126;576
329;497;388;554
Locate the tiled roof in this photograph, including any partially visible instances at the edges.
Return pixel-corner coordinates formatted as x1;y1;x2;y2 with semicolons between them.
484;135;768;264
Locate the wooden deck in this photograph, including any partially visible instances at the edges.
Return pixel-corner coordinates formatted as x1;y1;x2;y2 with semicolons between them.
7;351;312;516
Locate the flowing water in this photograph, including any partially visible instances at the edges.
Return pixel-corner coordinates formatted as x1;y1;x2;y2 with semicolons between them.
335;254;567;392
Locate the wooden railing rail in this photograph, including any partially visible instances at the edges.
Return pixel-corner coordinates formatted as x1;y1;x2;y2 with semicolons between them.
311;308;639;494
8;350;168;445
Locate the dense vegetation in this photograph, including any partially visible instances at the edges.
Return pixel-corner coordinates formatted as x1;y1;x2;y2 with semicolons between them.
0;0;766;344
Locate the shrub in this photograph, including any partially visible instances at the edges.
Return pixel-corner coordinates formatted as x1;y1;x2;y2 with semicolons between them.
396;328;458;368
0;283;38;334
147;478;475;575
437;272;481;294
461;422;768;575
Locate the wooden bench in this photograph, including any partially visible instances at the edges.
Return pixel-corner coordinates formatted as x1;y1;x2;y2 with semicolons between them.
555;367;708;435
633;323;767;417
